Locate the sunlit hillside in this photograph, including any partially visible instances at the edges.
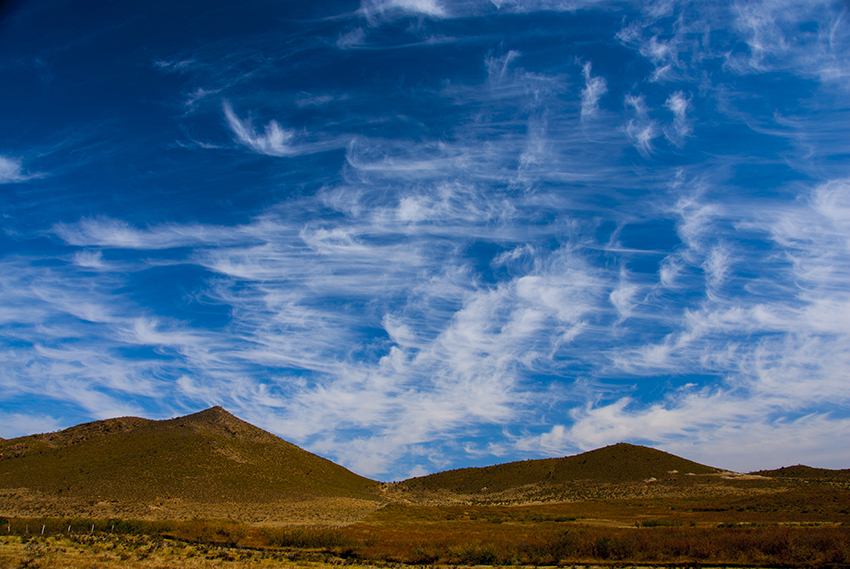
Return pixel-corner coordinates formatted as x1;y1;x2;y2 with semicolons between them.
0;407;382;523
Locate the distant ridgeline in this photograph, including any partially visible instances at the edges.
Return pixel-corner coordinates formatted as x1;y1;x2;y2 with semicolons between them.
1;407;847;521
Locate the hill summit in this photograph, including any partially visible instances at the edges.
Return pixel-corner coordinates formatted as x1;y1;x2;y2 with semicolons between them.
393;442;721;504
4;409;843;521
753;464;850;481
0;407;382;523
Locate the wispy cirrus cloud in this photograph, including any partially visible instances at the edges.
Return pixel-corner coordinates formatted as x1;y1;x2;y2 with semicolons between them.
3;0;849;480
0;155;42;183
39;33;850;476
359;0;448;22
53;216;245;249
580;62;607;119
528;397;850;471
153;58;196;72
611;0;849;91
623;94;659;157
222;100;348;157
529;177;850;469
361;0;616;21
664;91;691;147
728;0;850;85
336;28;367;49
11;146;850;478
223;100;299;157
0;156;26;183
0;412;66;439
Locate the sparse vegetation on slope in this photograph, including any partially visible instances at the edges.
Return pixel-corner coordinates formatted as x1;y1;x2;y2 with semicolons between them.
0;407;381;522
392;442;724;505
398;443;718;492
754;464;850;481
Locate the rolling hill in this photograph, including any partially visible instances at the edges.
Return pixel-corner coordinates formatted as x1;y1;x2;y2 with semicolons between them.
753;464;850;481
0;406;382;523
391;443;726;504
399;443;719;492
2;408;846;522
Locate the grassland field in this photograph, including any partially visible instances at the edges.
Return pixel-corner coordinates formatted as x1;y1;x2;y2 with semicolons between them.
1;487;849;569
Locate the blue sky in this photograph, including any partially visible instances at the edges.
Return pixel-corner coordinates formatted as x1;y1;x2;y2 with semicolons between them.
1;0;848;480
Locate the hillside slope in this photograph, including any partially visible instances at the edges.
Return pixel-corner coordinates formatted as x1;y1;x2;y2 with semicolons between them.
0;407;382;522
753;465;850;480
392;443;728;504
398;443;719;494
3;409;842;521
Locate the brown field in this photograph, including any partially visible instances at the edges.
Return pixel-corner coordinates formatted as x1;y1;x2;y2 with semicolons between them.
0;533;382;569
1;483;849;569
3;529;847;569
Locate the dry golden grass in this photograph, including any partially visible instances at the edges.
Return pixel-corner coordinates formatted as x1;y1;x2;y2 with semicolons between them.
344;498;850;566
0;534;391;569
2;522;848;568
2;483;849;568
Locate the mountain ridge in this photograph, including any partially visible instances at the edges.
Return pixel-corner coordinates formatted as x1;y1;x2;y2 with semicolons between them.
6;408;846;481
2;407;847;521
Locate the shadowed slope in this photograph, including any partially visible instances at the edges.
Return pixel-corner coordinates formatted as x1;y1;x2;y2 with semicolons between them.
753;465;850;480
0;407;381;521
395;443;720;500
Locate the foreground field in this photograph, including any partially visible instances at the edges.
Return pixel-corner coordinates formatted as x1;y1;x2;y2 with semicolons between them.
2;490;849;568
2;527;849;569
0;534;378;569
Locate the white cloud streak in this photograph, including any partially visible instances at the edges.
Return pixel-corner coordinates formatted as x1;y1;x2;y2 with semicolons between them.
664;91;691;147
0;155;41;183
4;2;850;478
0;156;26;183
624;94;659;157
53;217;245;249
223;100;298;156
523;177;850;470
0;412;65;439
580;62;607;119
222;100;347;157
729;0;850;84
35;175;850;475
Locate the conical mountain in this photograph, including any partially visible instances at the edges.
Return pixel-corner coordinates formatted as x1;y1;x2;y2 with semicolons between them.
397;442;719;496
0;406;381;521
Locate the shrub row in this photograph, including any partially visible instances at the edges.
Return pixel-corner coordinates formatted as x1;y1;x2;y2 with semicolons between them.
3;516;848;565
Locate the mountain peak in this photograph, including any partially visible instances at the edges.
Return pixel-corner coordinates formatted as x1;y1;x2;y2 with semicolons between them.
187;405;237;421
173;406;282;445
0;407;382;521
